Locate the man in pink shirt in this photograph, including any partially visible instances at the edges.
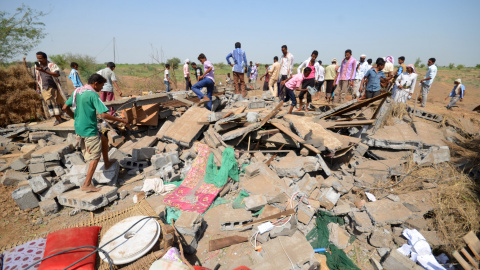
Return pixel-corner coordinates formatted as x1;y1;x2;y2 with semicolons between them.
333;49;357;104
281;67;312;114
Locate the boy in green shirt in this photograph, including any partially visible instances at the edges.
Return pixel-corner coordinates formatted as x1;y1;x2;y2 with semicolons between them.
63;74;129;192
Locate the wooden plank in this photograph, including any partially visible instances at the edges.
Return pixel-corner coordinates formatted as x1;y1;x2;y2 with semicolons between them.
371;96;387;119
270;121;321;154
464;231;480;257
209;236;248;252
323;92;390;119
257;129;280;136
461;248;479;270
174;96;195;106
234;106;246;115
453;250;474;270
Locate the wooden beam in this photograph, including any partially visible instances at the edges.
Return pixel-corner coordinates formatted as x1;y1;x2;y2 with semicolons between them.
323;92;390;119
270;122;321;154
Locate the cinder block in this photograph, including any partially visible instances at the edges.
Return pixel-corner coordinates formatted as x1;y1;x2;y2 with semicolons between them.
94;162;120;185
51;180;76;195
119;158;148;171
151;152;180;170
39;199;59;216
248;100;266;109
12;186;40;210
165;144;179;153
63;152;85;168
53;166;65;176
28;162;46;174
132;147;156;161
1;170;28;185
45;161;61;172
176;211;203;236
43;151;61;161
57;186;118;211
244;195;267;211
10;158;27;171
29;175;51;193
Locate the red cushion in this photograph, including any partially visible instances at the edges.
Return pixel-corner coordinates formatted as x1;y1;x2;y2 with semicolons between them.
38;226;101;270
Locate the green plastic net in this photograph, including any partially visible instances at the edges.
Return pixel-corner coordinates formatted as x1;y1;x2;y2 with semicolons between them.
232;190;250;209
306;211;360;270
165;206;182;225
204;147;239;188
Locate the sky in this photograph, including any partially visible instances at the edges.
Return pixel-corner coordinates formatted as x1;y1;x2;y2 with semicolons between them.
3;0;480;67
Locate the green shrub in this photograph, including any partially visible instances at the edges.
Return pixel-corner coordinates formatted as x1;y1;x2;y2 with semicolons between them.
448;63;455;69
457;64;465;70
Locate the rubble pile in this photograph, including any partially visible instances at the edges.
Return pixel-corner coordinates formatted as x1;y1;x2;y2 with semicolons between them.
1;86;479;269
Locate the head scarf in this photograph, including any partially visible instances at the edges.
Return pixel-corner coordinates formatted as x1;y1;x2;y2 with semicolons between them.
360;54;366;58
184;59;190;64
385;56;394;64
455;78;462;84
406;64;416;73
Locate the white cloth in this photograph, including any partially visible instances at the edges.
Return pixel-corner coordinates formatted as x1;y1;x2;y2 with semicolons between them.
397;229;446;270
164;69;169;81
317;65;325;81
394;72;418;103
355;61;370;80
72;85;95;110
297;57;322;80
141;177;177;196
280;52;294;77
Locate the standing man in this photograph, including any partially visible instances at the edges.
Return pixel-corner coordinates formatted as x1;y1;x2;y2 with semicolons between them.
97;62;122;115
296;50;321;111
367;59;373;69
313;60;325;101
191;62;203;82
164;64;173;92
278;45;294;101
226;42;248;97
69;62;83;89
268;56;281;99
192;53;215;110
34;51;66;126
183;59;192;90
63;74;129;192
250;63;259;88
360;58;389;99
383;56;395;77
259;64;270;91
353;54;369;98
247;61;253;83
324;59;338;103
419;58;438;107
333;49;357;104
397;56;406;75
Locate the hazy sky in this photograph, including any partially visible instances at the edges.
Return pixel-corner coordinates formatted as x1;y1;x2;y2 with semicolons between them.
3;0;480;66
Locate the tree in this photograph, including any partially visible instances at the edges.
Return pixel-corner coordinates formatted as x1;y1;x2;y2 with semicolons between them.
448;63;455;69
476;64;480;69
0;4;46;63
167;57;181;69
50;53;102;78
414;57;422;67
457;64;464;70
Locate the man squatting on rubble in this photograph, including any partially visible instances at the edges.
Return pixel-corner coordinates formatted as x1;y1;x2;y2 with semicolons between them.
63;74;129;192
281;67;312;114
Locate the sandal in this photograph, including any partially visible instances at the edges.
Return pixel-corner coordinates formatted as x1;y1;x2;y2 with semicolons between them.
53;120;61;126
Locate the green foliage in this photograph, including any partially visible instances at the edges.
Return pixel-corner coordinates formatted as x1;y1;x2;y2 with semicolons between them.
476;64;480;69
448;63;455;69
420;64;425;68
414;57;422;66
216;62;226;69
0;4;46;62
50;53;102;78
457;64;465;70
167;57;181;69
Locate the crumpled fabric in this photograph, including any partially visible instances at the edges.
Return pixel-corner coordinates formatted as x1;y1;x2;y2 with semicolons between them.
204;147;239;188
397;228;446;270
141;177;177;196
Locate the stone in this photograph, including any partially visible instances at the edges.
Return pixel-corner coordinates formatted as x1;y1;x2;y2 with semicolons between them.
300;147;309;156
163;107;210;147
43;151;61;162
45;161;61;172
176;211;203;236
244;194;267;211
244;163;262;179
165;143;179;153
28;162;46;174
369;229;393;248
63;152;85;168
1;170;28;185
50;180;76;195
132;147;156;161
119;190;129;200
10;158;27;171
365;200;412;226
318;188;340;210
53;166;65;177
151;152;180;170
382;249;423;270
12;186;40;210
352;211;374;233
255;231;315;270
328;223;350;249
29;175;51;193
269;218;298;238
39;199;59;216
57;186;118;211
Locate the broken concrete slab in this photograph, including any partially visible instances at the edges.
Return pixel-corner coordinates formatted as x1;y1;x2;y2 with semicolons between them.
218;205;253;231
365;200;412;226
175;211;204;236
382;249;423;270
368;149;412;160
318;187;341;210
1;170;29;185
132;147;157;161
328;223;350;249
29;175;51;193
151;152;180;170
39;199;59;216
163;107;210;147
352;211;374;233
271;156;318;178
10;157;27;171
244;194;267;211
12;186;40;210
413;146;450;166
369;228;393;248
119;135;158;156
57;186;118;211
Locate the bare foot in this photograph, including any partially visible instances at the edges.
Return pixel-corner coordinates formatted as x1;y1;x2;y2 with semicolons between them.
295;108;303;112
104;159;117;170
81;185;101;192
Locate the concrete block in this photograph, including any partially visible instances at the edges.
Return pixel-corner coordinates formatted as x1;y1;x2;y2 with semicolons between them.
156;141;167;152
248;100;265;109
365;200;412;226
151;152;180;170
63;152;85;168
414;146;450;166
43;151;61;161
132;147;156;161
51;180;76;195
382;249;423;270
176;211;203;236
45;161;61;172
28;162;46;174
108;148;129;163
29;131;54;142
119;158;148;171
318;187;340;210
244;163;262;179
64;164;88;187
271;156;320;178
269;218;297;238
297;204;315;225
156;120;173;140
39;199;59;216
29;175;51;193
352;211;374;233
57;186;118;211
165;143;179;153
328;223;350;249
48;134;65;144
219;206;253;231
1;170;28;185
369;228;393;248
244;194;267;211
12;186;40;210
10;158;27;171
94;162;120;185
53;166;65;177
181;221;206;254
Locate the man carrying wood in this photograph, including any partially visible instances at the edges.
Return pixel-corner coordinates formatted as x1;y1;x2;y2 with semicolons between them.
281;67;312;114
63;74;129;192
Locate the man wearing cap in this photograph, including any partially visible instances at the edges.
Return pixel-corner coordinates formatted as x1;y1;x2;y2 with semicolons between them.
353;54;369;98
184;59;192;91
334;49;357;104
445;79;465;109
324;59;338;103
226;42;248;97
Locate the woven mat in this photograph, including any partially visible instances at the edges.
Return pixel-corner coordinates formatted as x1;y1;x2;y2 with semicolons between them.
0;200;173;270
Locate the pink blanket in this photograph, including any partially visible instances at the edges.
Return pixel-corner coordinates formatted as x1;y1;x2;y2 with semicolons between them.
163;143;222;213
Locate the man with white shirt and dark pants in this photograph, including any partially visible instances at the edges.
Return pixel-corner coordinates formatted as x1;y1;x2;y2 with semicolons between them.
314;60;325;100
296;50;321;111
419;58;437;107
278;45;294;101
353;54;369;98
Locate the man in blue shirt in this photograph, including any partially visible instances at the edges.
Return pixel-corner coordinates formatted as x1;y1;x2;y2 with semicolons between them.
68;62;83;89
359;58;389;99
226;42;248;97
419;58;437;107
445;78;465;109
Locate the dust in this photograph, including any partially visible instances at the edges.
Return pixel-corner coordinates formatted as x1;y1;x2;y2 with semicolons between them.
0;65;44;126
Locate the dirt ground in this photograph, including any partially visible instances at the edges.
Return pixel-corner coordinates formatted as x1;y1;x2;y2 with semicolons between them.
1;68;478;268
